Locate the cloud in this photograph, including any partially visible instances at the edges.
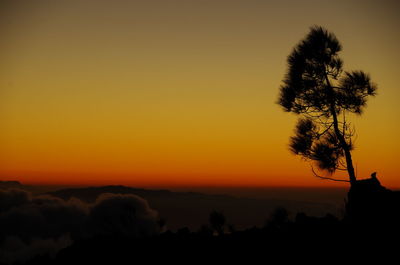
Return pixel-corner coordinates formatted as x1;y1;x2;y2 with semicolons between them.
88;193;160;238
0;188;30;212
0;188;159;264
0;192;88;241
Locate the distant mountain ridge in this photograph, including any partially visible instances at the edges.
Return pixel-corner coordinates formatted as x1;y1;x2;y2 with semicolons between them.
0;180;22;188
47;185;236;202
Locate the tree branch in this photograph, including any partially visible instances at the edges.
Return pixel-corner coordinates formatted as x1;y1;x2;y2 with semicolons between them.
316;122;333;138
310;165;350;182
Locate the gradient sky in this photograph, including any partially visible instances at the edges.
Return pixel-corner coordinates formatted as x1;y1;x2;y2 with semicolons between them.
1;0;399;188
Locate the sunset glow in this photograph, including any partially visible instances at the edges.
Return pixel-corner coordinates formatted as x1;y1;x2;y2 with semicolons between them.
1;0;399;188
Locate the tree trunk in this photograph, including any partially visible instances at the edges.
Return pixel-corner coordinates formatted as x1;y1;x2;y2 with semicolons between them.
325;75;357;185
331;108;357;185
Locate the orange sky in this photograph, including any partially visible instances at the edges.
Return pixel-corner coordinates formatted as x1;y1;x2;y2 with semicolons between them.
1;0;399;188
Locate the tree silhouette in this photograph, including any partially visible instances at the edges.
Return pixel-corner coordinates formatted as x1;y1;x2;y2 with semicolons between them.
209;211;226;236
266;207;289;229
278;26;377;185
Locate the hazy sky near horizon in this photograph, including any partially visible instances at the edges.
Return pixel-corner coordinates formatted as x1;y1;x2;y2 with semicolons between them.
1;0;399;188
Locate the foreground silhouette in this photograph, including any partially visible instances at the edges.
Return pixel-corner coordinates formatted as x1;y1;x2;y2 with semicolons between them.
1;183;399;264
345;172;400;230
18;204;399;265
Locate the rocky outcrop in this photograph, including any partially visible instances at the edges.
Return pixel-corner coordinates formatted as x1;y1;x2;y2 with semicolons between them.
345;173;400;231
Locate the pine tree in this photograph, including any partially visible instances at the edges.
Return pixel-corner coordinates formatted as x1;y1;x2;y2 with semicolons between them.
278;26;377;185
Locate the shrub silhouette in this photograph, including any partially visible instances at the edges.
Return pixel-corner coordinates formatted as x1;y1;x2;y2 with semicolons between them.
198;224;214;237
266;207;289;229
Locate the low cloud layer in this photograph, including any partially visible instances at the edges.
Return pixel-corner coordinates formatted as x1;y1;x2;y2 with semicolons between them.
0;188;159;264
88;193;159;238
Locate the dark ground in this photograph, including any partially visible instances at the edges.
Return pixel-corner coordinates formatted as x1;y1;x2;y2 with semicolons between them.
1;179;399;264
